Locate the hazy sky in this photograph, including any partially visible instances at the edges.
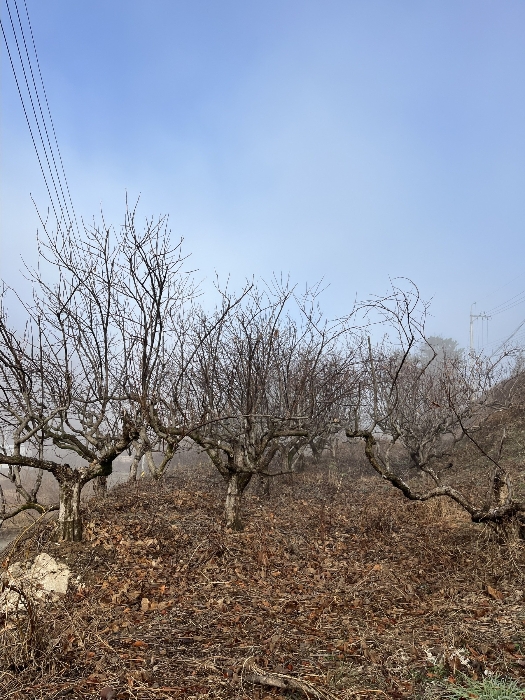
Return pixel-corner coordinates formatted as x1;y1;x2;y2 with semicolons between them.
1;0;524;351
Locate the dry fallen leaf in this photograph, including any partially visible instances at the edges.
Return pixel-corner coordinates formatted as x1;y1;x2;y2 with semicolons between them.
487;585;504;600
6;476;525;699
100;688;117;700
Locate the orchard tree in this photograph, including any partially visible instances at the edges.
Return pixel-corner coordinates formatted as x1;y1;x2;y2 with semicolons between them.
0;303;54;526
188;282;352;529
0;207;194;541
345;281;525;540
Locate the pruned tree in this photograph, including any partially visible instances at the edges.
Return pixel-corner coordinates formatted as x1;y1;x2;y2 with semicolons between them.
187;282;351;529
344;281;525;540
116;252;248;494
111;206;198;485
0;288;64;527
0;206;194;541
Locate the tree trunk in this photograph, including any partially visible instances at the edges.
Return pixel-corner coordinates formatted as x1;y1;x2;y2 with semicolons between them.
492;512;525;544
129;460;138;481
145;447;174;480
224;472;252;530
93;475;108;498
129;435;148;482
129;452;142;481
58;479;83;542
94;460;113;497
258;474;271;499
145;451;159;479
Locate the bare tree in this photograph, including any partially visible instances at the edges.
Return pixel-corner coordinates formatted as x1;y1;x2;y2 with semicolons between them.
0;207;193;541
344;281;525;540
111;207;198;486
187;282;351;529
0;289;64;526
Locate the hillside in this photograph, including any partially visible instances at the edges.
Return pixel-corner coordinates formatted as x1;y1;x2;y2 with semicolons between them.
1;464;524;700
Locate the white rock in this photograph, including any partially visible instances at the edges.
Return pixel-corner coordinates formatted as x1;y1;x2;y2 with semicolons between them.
1;553;70;609
30;553;70;596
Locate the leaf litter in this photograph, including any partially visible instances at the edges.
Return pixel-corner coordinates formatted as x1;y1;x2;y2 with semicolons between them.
1;467;524;699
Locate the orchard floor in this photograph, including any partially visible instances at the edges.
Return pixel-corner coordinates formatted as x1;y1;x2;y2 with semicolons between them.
1;468;524;699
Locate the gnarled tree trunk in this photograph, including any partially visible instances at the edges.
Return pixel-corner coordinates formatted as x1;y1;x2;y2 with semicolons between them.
93;475;108;498
224;472;252;530
93;460;113;498
129;449;144;481
145;444;175;480
58;477;83;542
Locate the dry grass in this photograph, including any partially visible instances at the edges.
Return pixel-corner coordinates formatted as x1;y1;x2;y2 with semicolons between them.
1;465;524;700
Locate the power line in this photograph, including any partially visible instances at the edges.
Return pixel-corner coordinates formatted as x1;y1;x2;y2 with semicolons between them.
475;271;525;306
485;289;525;317
470;286;525;353
493;318;525;353
0;11;59;223
14;0;74;230
23;0;78;235
1;0;78;234
480;318;525;352
3;0;66;226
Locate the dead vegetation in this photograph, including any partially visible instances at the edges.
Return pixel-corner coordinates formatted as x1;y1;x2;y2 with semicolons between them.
1;463;524;700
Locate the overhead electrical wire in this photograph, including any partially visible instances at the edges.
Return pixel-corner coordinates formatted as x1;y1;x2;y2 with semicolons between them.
5;0;66;226
471;267;525;354
0;10;59;223
474;287;525;351
0;0;78;235
513;332;525;347
22;0;78;235
15;0;75;231
475;271;525;307
485;289;525;317
493;318;525;353
474;284;525;352
481;317;525;352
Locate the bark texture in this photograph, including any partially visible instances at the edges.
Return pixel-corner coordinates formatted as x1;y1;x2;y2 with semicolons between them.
93;475;108;498
128;448;144;481
58;479;83;542
224;472;252;530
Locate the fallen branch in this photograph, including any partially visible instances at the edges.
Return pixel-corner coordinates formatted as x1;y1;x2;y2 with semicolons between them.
242;656;338;700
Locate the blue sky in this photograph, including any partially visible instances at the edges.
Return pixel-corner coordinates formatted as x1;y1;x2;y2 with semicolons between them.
1;0;525;351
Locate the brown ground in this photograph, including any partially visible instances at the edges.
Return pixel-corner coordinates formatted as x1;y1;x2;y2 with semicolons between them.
1;465;524;700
